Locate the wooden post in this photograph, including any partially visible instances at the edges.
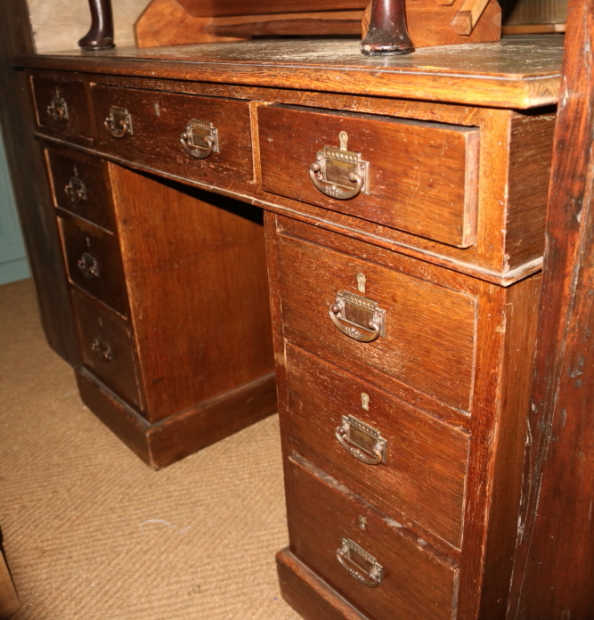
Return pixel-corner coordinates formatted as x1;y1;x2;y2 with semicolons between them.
360;0;414;55
509;0;594;616
78;0;115;50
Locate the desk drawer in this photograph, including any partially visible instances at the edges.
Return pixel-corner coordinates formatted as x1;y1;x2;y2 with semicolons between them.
91;85;253;186
275;231;477;412
259;105;479;248
286;345;469;549
31;75;92;141
286;456;458;620
46;148;114;231
71;289;142;410
58;213;128;316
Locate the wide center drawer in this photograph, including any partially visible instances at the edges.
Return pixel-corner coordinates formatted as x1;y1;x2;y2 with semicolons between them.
285;345;469;549
286;455;459;620
275;230;477;412
91;85;254;187
259;105;479;248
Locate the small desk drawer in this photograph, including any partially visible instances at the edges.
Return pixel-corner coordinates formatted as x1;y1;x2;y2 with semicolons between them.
71;289;143;410
31;75;92;141
275;230;477;412
286;345;469;549
46;148;114;231
58;213;128;316
286;456;458;620
259;105;479;248
91;85;253;186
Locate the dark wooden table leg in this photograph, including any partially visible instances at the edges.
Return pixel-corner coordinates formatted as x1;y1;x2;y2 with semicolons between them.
361;0;414;56
78;0;115;51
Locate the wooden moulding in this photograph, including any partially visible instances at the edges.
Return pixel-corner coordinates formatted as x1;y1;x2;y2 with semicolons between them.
76;368;277;469
135;0;501;49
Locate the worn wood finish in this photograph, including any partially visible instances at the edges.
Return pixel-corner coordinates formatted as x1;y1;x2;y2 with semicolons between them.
76;368;277;469
285;455;459;620
273;224;477;411
58;211;129;317
27;70;556;285
71;288;143;410
259;104;479;248
0;0;78;366
277;549;372;620
177;0;369;17
45;146;115;231
92;85;254;189
509;0;594;616
30;75;93;145
16;37;564;110
109;165;274;423
284;344;470;550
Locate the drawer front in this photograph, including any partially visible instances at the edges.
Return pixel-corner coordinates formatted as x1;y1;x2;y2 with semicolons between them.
71;289;142;410
276;232;477;412
46;148;114;231
58;214;128;316
91;85;253;186
259;105;479;248
286;456;458;620
31;75;92;141
286;345;469;549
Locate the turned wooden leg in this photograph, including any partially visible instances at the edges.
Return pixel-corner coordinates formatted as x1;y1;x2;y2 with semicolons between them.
78;0;115;51
361;0;414;56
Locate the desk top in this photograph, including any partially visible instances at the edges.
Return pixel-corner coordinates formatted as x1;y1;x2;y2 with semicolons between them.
17;35;564;109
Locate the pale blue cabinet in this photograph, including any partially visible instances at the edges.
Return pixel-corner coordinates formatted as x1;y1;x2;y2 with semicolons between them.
0;126;30;284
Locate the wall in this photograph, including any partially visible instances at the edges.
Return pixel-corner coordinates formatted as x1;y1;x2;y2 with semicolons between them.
27;0;149;52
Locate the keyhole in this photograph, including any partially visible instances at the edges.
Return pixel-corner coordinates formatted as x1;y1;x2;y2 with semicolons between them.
357;273;366;294
361;393;370;410
339;131;349;151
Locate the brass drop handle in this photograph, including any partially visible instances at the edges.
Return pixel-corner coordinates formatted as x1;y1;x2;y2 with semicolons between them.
64;177;87;203
47;93;68;123
329;299;383;343
335;415;386;466
104;106;133;138
310;164;364;200
77;252;100;279
336;538;383;588
91;337;114;362
180;119;219;160
309;131;369;201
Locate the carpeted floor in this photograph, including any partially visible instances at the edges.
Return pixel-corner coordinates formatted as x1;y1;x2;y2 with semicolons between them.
0;278;301;620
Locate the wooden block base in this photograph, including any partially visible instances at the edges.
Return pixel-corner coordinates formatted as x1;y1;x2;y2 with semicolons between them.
276;548;371;620
76;368;277;469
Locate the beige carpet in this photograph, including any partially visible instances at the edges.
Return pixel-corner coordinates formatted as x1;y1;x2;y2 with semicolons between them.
0;278;301;620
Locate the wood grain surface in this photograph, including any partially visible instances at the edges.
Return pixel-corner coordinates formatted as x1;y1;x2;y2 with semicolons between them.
259;104;479;248
285;455;458;620
15;37;564;109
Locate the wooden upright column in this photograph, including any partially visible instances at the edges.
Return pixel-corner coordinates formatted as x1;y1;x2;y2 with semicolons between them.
510;0;594;617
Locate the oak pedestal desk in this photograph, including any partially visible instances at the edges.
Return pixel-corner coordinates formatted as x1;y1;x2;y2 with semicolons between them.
17;36;564;620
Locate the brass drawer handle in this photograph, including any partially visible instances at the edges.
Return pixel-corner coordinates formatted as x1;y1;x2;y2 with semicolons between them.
64;177;87;203
104;106;133;138
47;90;69;123
310;131;369;201
77;252;101;279
336;538;383;588
329;290;385;343
335;415;387;465
180;119;219;159
91;337;114;362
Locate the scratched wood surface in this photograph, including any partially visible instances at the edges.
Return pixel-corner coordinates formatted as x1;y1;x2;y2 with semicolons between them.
508;0;594;616
16;36;563;109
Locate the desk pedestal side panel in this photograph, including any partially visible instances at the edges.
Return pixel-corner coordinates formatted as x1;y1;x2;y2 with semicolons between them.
265;212;541;620
45;142;276;468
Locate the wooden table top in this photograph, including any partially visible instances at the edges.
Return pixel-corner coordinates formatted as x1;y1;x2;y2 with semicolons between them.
16;35;564;109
